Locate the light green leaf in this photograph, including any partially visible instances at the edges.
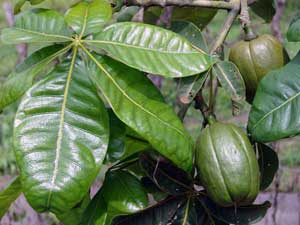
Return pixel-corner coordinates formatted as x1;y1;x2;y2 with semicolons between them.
0;44;71;111
248;52;300;142
85;52;194;172
212;61;246;101
287;14;300;42
13;54;110;214
86;22;212;77
0;177;22;219
1;9;73;44
65;0;112;37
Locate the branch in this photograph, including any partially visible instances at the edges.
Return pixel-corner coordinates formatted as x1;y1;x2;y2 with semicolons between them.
125;0;235;10
271;0;286;42
210;5;240;53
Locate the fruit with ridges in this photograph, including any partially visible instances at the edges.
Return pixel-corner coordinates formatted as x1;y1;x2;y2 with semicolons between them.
196;121;260;207
229;34;287;102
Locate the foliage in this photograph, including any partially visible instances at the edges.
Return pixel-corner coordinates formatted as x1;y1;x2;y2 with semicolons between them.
0;0;299;224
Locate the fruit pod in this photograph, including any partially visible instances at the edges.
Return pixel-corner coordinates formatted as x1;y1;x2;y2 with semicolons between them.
196;122;260;207
229;34;288;102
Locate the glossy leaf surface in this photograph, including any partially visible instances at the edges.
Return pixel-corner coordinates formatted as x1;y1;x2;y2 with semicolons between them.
212;61;246;101
106;109;149;163
0;44;70;111
287;14;300;42
86;53;194;172
248;52;300;142
88;22;212;77
65;0;112;37
1;9;72;44
257;143;279;190
0;177;22;219
14;56;109;214
102;170;148;214
139;151;193;195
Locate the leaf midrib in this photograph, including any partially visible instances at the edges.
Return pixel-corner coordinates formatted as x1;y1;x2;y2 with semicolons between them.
46;46;78;208
251;91;300;131
11;27;72;41
84;39;205;55
81;45;187;138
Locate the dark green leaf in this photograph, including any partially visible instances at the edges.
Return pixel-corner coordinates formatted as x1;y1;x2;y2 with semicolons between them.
14;56;110;214
85;53;194;172
0;177;22;219
65;0;112;37
212;61;246;101
87;22;213;77
112;196;185;225
79;191;107;225
141;177;167;202
250;0;276;23
0;44;70;111
257;143;279;190
139;151;193;195
248;52;300;142
106;109;149;163
287;14;300;42
56;194;91;225
204;196;271;225
1;9;72;44
102;170;148;214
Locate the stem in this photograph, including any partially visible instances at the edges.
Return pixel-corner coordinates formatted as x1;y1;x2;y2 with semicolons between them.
209;6;240;54
125;0;235;9
240;0;250;27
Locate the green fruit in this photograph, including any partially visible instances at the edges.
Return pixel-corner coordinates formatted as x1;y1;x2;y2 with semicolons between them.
229;34;287;102
196;122;260;207
172;7;218;29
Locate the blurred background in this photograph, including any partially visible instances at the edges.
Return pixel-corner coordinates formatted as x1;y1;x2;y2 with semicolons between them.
0;0;300;224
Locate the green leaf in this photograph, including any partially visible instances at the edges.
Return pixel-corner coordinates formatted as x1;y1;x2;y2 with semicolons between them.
169;21;208;52
85;53;194;172
102;170;148;214
112;196;223;225
257;143;279;190
14;0;27;14
0;177;22;219
169;20;210;105
287;14;300;42
112;196;185;225
65;0;112;37
79;191;107;225
139;151;193;195
1;9;73;44
86;22;212;77
106;109;149;163
248;52;300;142
56;193;91;225
205;197;271;225
212;61;246;101
0;44;71;111
116;6;140;22
250;0;275;23
13;55;110;214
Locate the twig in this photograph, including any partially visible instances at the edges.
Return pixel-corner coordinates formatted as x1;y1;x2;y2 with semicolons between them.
125;0;235;10
240;0;251;27
2;2;27;63
271;0;286;42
